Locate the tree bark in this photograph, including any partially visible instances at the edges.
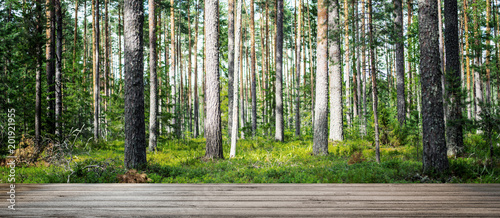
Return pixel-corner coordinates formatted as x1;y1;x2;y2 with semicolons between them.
188;0;193;135
228;0;235;141
35;0;43;148
46;0;55;135
394;0;405;126
204;0;223;159
314;0;328;155
194;0;200;138
55;0;63;136
368;0;380;163
92;0;99;142
148;0;158;151
329;0;342;141
124;0;147;169
73;0;78;73
275;0;284;142
361;0;367;136
295;0;302;137
344;0;351;127
444;0;464;157
419;0;449;173
473;0;482;121
485;0;491;103
230;0;242;158
250;0;256;137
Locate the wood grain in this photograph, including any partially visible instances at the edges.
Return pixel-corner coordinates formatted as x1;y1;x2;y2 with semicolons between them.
1;184;499;217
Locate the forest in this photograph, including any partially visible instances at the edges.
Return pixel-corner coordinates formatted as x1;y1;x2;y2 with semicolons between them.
1;0;499;183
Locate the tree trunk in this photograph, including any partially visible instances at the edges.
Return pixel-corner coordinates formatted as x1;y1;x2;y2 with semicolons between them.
188;0;193;135
352;0;358;120
250;0;256;137
407;0;413;117
194;0;200;138
344;0;351;127
205;0;223;159
35;0;43;148
295;0;302;137
473;0;482;121
124;0;146;169
46;0;55;135
368;0;380;164
485;0;491;103
394;0;405;126
148;0;158;151
419;0;448;173
118;2;122;92
228;0;235;141
329;0;342;141
73;0;78;73
464;0;471;120
361;0;367;136
275;0;284;142
230;0;242;158
55;0;63;136
313;0;328;155
444;0;464;157
92;0;99;142
83;0;87;88
170;0;175;134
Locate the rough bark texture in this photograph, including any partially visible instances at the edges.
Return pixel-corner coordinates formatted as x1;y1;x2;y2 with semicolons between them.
250;0;256;137
124;0;147;169
46;0;55;135
444;0;464;157
368;0;380;164
170;0;175;134
35;0;43;148
55;0;62;136
194;0;199;138
329;0;343;141
92;0;100;142
314;0;328;155
73;0;78;73
295;0;302;137
344;0;351;127
485;0;491;103
361;0;367;136
230;0;242;158
227;0;235;141
275;0;284;142
394;0;405;126
148;0;158;151
204;0;223;159
419;0;449;173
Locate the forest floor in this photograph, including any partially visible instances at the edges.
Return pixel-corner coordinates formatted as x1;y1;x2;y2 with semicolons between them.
1;136;500;183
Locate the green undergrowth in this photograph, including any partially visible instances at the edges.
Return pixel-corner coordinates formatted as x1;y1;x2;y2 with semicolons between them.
1;137;499;183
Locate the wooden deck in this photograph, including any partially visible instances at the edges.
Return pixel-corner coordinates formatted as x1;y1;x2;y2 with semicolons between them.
1;184;500;217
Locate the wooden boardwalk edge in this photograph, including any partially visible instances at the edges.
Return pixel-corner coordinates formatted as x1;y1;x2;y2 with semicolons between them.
1;184;500;217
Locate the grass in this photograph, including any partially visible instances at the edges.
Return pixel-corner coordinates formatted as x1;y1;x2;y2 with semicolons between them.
1;136;499;183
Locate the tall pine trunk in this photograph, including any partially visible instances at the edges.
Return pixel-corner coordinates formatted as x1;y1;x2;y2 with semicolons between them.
295;0;302;137
419;0;448;173
124;0;146;169
250;0;256;137
368;0;380;163
194;0;200;138
329;0;343;141
205;0;223;159
275;0;284;142
444;0;464;157
46;0;55;135
227;0;235;141
92;0;100;142
148;0;158;151
55;0;63;136
394;0;405;125
230;0;242;158
313;0;328;155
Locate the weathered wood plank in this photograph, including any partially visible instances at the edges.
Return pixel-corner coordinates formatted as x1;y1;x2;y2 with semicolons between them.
1;184;499;217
